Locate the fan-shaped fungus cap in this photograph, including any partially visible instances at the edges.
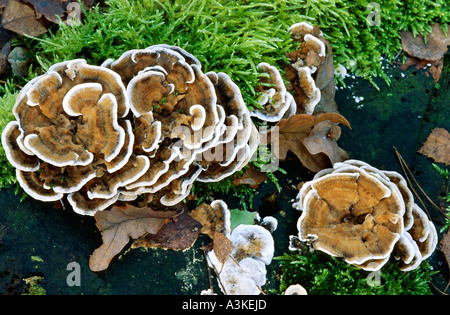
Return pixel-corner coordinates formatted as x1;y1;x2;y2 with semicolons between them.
3;59;135;214
392;205;437;271
230;224;275;265
213;257;267;295
206;222;275;295
250;62;295;122
196;71;258;183
291;64;321;115
294;159;438;271
295;170;403;269
1;121;39;171
16;169;63;202
101;46;226;206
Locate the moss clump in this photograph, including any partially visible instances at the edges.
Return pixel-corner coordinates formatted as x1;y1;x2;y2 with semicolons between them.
275;251;436;295
22;276;46;295
30;0;449;90
0;82;19;190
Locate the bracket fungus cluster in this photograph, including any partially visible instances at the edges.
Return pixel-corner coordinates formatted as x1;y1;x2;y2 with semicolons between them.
201;201;276;295
286;22;337;114
292;160;438;271
2;45;258;215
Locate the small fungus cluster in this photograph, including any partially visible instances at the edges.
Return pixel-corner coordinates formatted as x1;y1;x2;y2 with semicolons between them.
202;201;276;295
292;160;438;271
2;45;258;215
286;22;336;114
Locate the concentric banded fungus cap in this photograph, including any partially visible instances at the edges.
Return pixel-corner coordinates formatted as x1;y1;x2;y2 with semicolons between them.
107;46;241;206
196;71;259;183
294;159;438;271
230;224;275;265
3;59;134;215
393;205;437;272
250;62;296;122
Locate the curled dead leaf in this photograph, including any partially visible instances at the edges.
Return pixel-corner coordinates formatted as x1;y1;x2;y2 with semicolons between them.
400;23;449;83
262;112;351;172
2;0;48;36
132;213;202;251
401;23;450;61
89;204;179;272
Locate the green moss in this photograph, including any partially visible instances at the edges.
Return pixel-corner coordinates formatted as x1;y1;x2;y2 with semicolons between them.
0;81;19;190
28;0;449;95
275;251;436;295
22;276;47;295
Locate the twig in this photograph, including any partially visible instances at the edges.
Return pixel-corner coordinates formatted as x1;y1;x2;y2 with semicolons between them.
430;280;449;295
393;146;449;219
201;246;215;295
391;48;403;65
202;246;228;295
229;255;240;267
257;285;267;295
393;146;431;218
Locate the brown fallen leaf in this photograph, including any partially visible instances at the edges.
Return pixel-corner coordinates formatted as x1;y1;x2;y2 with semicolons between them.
213;231;233;265
428;58;444;84
418;128;450;166
2;0;48;36
262;112;351;172
439;230;450;293
89;204;179;272
132;213;202;251
232;164;266;189
400;23;450;83
401;23;450;61
24;0;66;24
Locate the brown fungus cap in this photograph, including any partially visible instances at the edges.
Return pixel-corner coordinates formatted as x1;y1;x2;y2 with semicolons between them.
3;59;133;214
114;47;257;206
294;159;438;271
197;71;259;183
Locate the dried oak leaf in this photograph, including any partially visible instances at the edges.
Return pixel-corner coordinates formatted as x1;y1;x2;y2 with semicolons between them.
132;213;202;251
2;0;48;36
262;112;351;172
232;164;266;189
418;128;450;166
401;23;450;61
23;0;66;24
213;231;233;264
89;204;179;272
400;23;449;83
